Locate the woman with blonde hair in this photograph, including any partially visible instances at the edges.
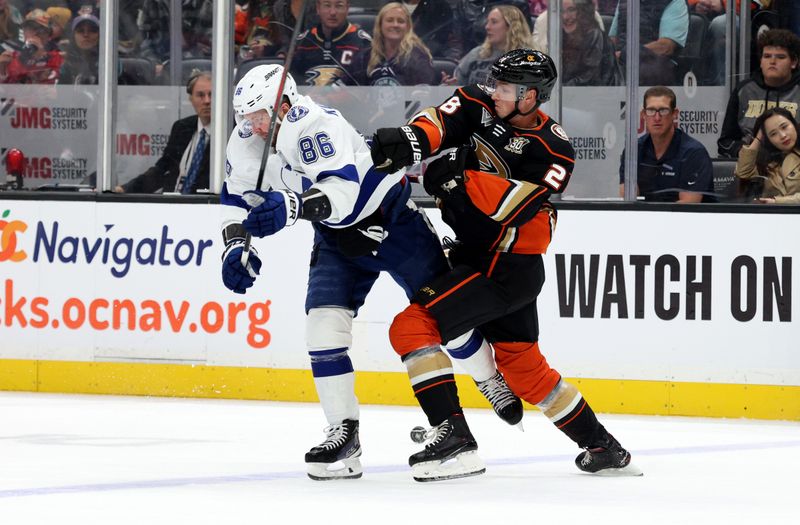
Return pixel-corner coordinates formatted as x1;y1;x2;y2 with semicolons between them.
443;4;532;86
354;2;435;85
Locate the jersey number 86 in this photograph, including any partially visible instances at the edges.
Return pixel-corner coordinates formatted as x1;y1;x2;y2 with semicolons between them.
299;132;336;164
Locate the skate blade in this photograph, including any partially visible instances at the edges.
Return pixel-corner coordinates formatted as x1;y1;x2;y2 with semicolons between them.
591;461;643;477
514;421;524;432
307;456;363;481
412;450;486;482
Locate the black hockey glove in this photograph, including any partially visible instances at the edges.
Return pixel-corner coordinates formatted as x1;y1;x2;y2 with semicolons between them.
423;147;472;201
370;126;430;173
336;209;387;258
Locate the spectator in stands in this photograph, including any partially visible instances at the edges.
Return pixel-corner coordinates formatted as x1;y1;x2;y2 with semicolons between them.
620;86;715;202
529;0;547;17
688;0;742;85
115;71;212;194
455;0;532;53
785;1;800;42
353;2;434;86
609;0;689;86
444;4;532;86
235;0;281;63
65;1;141;56
595;0;618;15
273;0;320;56
0;0;23;47
118;0;144;59
735;106;800;203
540;0;619;86
719;29;800;158
395;0;462;62
138;0;213;78
59;7;99;84
531;0;606;54
0;8;63;84
45;6;71;51
291;0;371;86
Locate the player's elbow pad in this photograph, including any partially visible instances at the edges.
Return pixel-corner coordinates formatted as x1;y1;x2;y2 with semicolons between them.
299;188;332;222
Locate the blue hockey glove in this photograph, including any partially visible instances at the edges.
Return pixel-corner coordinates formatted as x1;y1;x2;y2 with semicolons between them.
221;241;262;294
242;189;302;237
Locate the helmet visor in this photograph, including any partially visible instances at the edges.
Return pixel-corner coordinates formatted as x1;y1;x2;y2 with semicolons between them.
242;109;272;130
482;74;528;101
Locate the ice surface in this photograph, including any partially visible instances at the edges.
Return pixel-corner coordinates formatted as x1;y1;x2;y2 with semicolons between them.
0;392;795;524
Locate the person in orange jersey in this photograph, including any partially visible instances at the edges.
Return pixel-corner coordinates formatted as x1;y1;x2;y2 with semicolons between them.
371;48;642;476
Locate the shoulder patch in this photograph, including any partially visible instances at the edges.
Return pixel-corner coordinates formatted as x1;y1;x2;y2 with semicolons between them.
357;29;372;41
287;105;310;123
551;123;569;141
504;137;529;154
238;120;253;138
225;159;232;175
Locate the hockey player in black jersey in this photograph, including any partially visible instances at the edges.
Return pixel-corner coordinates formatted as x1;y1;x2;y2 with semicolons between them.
371;49;642;477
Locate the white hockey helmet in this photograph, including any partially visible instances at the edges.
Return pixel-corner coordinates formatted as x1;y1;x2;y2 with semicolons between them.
232;64;299;120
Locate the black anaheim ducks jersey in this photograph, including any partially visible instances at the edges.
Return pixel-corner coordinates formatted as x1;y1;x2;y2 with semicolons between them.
410;85;576;254
291;22;372;86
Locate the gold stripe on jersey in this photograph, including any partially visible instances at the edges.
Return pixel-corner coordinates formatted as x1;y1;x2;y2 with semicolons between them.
543;202;558;237
494;226;519;253
489;180;545;223
412;108;445;145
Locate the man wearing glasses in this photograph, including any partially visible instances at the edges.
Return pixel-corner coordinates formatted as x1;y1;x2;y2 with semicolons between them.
620;86;714;202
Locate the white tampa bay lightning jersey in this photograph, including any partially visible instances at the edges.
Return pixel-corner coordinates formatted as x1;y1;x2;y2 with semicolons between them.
221;94;405;230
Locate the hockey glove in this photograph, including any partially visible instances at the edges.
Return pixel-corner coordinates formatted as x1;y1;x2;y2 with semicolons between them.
423;147;471;201
370;126;430;173
336;209;388;258
242;189;301;237
221;241;262;294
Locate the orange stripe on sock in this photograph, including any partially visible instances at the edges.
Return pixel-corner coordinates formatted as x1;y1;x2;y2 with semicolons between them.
556;399;586;429
414;378;456;395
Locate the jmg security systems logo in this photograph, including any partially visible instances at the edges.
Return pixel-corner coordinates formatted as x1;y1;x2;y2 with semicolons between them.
0;210;27;262
0;210;214;277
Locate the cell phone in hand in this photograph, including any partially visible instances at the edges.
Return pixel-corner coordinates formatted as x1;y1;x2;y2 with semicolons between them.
1;40;23;53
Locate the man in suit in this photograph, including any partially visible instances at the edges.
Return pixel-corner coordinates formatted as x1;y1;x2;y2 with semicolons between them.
115;71;212;193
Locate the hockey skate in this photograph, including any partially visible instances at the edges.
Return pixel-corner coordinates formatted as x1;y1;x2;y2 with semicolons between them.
408;415;485;482
305;419;362;481
575;433;643;476
475;371;524;428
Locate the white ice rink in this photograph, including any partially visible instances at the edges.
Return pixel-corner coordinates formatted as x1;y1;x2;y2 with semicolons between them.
0;392;796;525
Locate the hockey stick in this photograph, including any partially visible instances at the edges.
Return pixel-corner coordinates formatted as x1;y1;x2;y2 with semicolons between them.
240;0;310;269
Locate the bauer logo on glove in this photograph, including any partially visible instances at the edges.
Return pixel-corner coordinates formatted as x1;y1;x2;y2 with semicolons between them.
242;189;302;237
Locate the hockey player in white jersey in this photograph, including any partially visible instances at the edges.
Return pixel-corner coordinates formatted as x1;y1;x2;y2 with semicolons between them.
219;65;520;482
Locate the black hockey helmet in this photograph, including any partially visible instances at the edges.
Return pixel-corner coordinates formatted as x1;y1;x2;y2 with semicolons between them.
487;48;558;103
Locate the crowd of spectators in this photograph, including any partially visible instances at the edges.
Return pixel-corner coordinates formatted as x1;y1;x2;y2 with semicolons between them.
0;0;791;89
3;0;800;204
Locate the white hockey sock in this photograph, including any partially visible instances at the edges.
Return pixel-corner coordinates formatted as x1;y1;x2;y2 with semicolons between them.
309;347;359;424
443;329;496;382
313;371;359;424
